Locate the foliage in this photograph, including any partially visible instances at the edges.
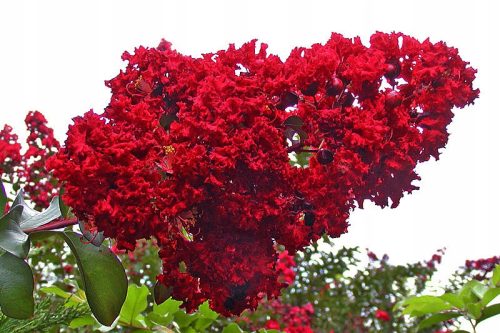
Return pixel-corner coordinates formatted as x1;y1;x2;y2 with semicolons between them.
0;184;127;325
0;297;89;333
399;265;500;333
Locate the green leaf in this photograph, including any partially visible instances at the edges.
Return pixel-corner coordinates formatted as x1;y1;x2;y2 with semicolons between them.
283;115;304;129
198;301;218;320
148;297;182;326
31;231;127;326
440;293;465;309
153;297;182;316
16;192;61;230
465;302;482;320
174;311;197;328
0;205;30;258
0;181;7;215
154;280;172;305
0;251;34;319
481;288;500;306
40;285;72;299
194;317;215;331
492;265;500;287
402;296;454;317
69;315;97;328
477;303;500;323
119;284;149;328
416;312;461;331
222;323;244;333
12;190;61;229
469;280;488;299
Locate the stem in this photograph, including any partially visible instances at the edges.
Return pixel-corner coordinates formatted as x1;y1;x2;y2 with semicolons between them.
297;149;318;153
286;142;304;153
23;218;78;234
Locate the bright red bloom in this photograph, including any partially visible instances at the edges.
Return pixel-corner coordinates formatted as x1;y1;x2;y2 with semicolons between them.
0;124;22;176
18;111;60;207
63;264;74;274
49;32;479;314
375;309;391;321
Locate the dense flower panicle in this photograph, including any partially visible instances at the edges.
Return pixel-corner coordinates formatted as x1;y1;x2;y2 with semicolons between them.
1;112;59;208
18;111;60;207
0;124;22;177
48;32;479;314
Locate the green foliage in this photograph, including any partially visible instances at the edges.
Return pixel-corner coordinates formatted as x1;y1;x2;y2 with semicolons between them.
12;190;61;230
119;284;149;328
0;252;34;319
0;189;127;326
399;264;500;332
31;231;128;326
0;206;30;258
0;297;90;333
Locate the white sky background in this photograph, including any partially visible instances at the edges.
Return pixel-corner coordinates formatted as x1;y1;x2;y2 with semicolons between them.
0;0;499;330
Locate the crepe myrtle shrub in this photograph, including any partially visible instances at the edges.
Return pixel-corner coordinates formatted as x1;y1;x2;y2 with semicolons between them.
1;30;478;324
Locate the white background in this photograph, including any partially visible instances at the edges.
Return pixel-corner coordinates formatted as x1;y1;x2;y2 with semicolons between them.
0;1;499;331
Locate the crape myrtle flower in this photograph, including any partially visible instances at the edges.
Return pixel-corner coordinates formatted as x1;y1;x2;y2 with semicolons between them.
0;124;22;176
48;32;478;315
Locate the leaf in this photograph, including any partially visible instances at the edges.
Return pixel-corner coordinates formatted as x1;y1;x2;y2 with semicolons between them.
148;297;182;326
440;293;465;309
0;180;7;215
402;296;454;317
198;301;218;320
222;323;244;333
40;285;72;299
154;280;172;305
0;251;34;319
174;311;197;328
492;265;500;287
477;303;500;323
78;220;105;247
194;317;215;331
69;315;97;328
119;284;149;328
0;205;30;258
481;288;500;306
416;312;461;331
31;231;127;326
283;116;304;129
465;302;482;320
469;280;488;299
17;195;61;229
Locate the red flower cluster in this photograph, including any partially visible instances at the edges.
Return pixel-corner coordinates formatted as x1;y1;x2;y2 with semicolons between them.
1;112;60;208
276;250;296;285
0;124;21;178
265;301;315;333
18;111;60;207
464;256;500;280
48;32;478;314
